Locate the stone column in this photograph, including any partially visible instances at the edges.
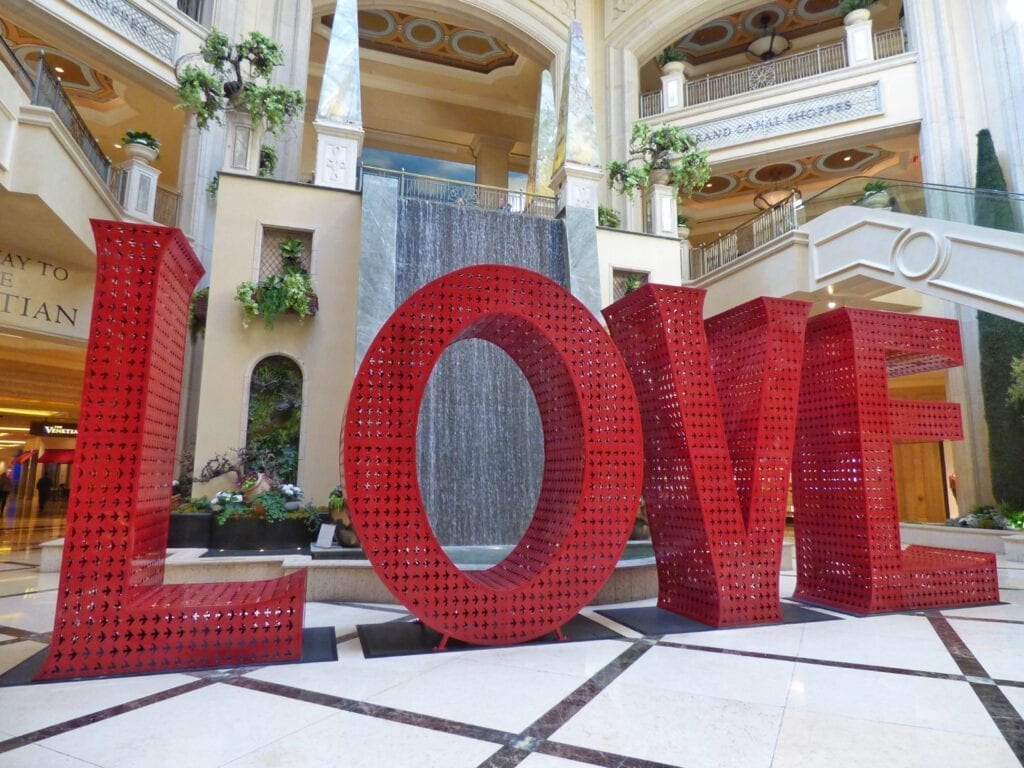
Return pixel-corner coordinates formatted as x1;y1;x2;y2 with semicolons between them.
116;154;160;221
271;0;312;181
644;183;679;238
551;19;603;318
222;108;265;175
660;62;685;112
471;135;516;189
313;0;363;191
843;9;875;66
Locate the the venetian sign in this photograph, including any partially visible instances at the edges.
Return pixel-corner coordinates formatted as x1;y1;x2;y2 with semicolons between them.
29;422;79;437
683;84;883;150
0;248;90;339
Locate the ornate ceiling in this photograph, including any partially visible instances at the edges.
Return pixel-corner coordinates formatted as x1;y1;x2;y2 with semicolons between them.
694;145;892;199
1;20;119;109
673;0;848;65
321;9;518;74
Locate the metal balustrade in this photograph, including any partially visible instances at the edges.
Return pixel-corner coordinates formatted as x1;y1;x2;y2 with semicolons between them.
362;166;558;218
32;57;111;183
640;29;907;118
154;187;181;226
690;177;1024;279
873;27;907;60
0;35;33;95
690;195;799;278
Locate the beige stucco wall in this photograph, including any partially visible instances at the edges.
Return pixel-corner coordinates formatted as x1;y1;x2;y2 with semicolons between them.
597;226;684;307
192;173;362;506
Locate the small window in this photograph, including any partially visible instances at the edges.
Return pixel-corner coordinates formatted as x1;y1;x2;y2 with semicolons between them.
612;269;649;302
260;227;313;280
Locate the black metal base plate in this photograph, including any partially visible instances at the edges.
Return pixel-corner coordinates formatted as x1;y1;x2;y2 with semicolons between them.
356;614;623;659
596;601;839;635
0;627;338;687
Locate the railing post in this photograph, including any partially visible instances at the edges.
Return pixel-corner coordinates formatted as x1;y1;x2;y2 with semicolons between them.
32;51;44;103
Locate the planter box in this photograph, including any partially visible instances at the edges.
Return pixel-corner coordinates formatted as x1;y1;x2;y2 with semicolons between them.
168;512;212;548
899;522;1016;554
209;517;312;550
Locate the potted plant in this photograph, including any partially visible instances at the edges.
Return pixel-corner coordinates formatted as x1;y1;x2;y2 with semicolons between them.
859;179;892;209
122;130;160;162
598;205;622;228
677;214;690;239
607;122;711;198
235;238;317;328
656;46;685;74
328;484;360;547
838;0;875;23
168;496;213;548
175;28;304;135
258;144;277;178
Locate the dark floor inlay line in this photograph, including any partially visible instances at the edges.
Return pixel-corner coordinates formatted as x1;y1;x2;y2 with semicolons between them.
0;678;212;755
519;637;659;743
928;614;1024;761
656;638;966;681
945;615;1024;626
230;676;516;745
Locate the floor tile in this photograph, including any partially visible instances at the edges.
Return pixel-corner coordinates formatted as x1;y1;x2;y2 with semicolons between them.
617;644;796;708
472;639;627;679
770;708;1020;768
552;678;783;768
223;709;499;767
997;684;1024;719
0;640;46;676
367;653;593;733
36;683;336;768
796;614;962;674
0;592;58;634
0;744;103;767
786;663;998;736
0;673;196;737
663;620;807;657
946;618;1024;682
244;637;454;701
942;594;1024;621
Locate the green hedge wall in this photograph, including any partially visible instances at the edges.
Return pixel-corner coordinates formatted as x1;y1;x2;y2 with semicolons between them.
978;311;1024;506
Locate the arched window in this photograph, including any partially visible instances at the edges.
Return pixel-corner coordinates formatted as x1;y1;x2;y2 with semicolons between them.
246;355;303;483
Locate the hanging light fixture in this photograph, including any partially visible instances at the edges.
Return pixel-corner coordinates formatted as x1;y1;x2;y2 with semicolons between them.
746;13;791;61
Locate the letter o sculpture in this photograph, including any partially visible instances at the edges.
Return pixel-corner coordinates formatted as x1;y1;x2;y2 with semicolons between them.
344;265;643;645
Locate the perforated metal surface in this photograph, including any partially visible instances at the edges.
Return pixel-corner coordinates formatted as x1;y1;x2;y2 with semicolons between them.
606;286;809;627
344;265;643;645
36;221;305;681
792;308;997;614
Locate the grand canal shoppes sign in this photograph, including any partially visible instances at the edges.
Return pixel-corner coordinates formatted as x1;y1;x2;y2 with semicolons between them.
36;223;997;681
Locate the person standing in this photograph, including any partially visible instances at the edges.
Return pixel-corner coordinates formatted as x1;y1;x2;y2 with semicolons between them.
36;473;52;512
0;471;11;512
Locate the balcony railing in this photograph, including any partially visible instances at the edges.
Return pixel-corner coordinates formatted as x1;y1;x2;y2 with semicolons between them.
32;56;111;183
640;29;907;118
362;166;558;219
690;195;800;278
154;187;181;226
873;27;907;60
690;177;1024;279
0;35;33;96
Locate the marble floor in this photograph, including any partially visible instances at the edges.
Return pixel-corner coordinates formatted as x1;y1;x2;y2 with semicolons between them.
2;535;1024;767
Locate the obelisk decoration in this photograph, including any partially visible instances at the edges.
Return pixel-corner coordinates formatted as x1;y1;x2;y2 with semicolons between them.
314;0;364;190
